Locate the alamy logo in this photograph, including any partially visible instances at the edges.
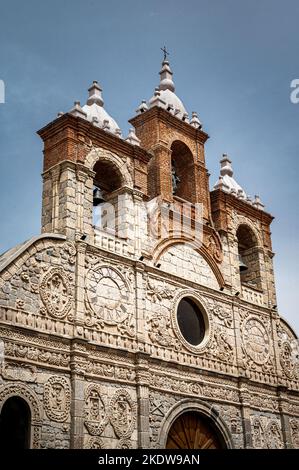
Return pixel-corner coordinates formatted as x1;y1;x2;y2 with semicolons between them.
290;79;299;104
0;80;5;104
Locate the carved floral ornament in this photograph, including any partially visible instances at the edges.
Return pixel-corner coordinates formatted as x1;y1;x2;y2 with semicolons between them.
171;289;213;354
40;267;73;320
204;233;223;263
85;264;135;337
44;376;71;422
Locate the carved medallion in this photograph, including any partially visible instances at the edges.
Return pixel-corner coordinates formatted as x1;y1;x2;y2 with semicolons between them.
85;265;134;335
117;439;133;449
84;384;108;436
242;317;270;365
251;417;265;448
109;389;137;439
266;420;283;449
40;267;73;319
290;419;299;448
44;376;71;422
86;437;104;449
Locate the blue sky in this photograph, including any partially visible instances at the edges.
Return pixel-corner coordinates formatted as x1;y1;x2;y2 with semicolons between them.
0;0;298;332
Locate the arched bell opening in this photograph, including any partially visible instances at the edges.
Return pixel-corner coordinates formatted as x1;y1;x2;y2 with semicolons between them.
92;159;129;238
171;141;196;203
236;224;262;290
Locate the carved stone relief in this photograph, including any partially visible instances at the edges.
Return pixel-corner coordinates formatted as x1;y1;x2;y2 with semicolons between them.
277;323;299;381
44;376;71;422
250;415;283;449
84;384;108;436
109;389;137;439
0;361;37;382
207;298;233;328
85;437;104;449
209;326;234;363
290;419;299;448
85;264;135;337
40;267;73;320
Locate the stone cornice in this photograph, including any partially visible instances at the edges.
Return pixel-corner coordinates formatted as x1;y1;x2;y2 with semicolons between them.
37;113;152;165
129;106;209;145
210;188;274;224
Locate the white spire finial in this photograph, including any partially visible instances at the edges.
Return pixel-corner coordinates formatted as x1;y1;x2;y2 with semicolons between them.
69;101;87;119
190;111;202;129
159;59;175;93
87;81;104;106
253;195;265;210
125;128;141;146
220;154;233;177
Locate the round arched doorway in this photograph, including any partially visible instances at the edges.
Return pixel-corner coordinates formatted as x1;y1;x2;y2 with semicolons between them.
166;411;225;449
0;396;31;449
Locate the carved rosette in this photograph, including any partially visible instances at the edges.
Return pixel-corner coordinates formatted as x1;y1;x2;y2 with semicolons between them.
85;264;135;337
84;384;108;436
40;267;73;319
109;389;137;439
241;314;272;369
44;376;71;422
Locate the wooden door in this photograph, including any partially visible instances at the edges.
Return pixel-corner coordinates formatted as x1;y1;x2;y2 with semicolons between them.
166;412;223;449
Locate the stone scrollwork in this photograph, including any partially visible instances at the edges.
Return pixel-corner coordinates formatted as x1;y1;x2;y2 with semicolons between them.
40;267;73;320
109;389;137;439
84;384;108;436
44;376;71;422
207;299;233;328
209;326;233;363
85;264;135;337
146;278;180;350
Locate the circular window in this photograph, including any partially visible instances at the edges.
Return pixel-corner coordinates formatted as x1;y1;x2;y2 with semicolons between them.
176;298;206;346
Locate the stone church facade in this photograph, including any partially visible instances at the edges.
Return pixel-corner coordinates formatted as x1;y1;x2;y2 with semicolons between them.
0;58;298;449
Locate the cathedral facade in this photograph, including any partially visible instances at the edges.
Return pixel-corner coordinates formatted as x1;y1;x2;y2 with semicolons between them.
0;58;298;449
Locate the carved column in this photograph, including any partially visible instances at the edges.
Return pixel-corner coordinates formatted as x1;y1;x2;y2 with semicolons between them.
136;355;150;449
70;345;88;448
278;387;292;448
239;381;253;448
74;241;87;331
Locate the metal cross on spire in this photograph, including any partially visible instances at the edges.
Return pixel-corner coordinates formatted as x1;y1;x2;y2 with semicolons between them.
161;46;169;61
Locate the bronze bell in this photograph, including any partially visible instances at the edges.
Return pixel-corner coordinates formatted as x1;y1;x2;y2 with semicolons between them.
93;187;105;206
238;254;248;272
